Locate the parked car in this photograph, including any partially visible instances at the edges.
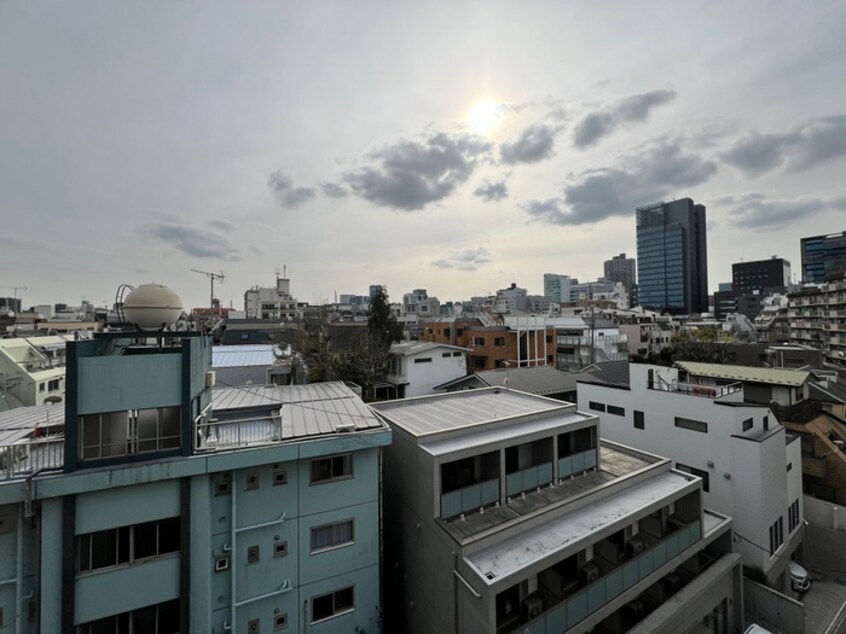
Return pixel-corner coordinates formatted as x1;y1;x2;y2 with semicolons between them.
789;561;811;592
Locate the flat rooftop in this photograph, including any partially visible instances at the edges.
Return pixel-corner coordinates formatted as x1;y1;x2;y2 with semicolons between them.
676;361;810;387
464;467;696;583
371;387;568;437
443;443;663;544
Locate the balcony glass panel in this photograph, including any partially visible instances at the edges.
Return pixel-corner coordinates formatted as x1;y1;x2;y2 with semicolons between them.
506;463;553;497
440;478;500;518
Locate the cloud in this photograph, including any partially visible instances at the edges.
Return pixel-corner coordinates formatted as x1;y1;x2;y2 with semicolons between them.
267;171;316;208
320;181;348;198
573;89;676;148
142;222;241;261
722;192;846;229
523;138;717;226
473;180;508;202
500;124;559;164
342;132;491;210
208;219;237;232
0;235;41;250
721;116;846;176
431;247;492;271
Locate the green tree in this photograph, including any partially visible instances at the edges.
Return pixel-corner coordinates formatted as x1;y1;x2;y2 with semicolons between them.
367;288;403;347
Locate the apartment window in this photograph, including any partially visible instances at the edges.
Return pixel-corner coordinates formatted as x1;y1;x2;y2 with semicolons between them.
442;352;451;358
494;337;505;346
675;417;708;434
48;378;60;391
310;519;354;553
769;517;784;554
634;410;645;430
588;401;606;413
788;499;801;532
607;405;625;417
676;463;710;492
763;416;769;431
452;351;462;357
742;418;753;432
39;383;46;392
473;337;485;346
443;328;451;337
311;586;354;624
77;517;181;574
311;454;353;484
76;599;179;634
79;407;181;460
414;357;432;364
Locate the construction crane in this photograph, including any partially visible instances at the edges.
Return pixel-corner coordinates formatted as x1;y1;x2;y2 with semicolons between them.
190;269;225;313
0;285;27;299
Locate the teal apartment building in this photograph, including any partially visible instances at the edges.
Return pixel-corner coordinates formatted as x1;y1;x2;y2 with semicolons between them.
0;331;390;633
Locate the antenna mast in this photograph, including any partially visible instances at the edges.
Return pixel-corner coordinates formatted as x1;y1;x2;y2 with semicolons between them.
190;269;225;314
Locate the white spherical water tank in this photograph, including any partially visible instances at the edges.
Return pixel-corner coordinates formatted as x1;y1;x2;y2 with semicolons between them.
123;284;183;331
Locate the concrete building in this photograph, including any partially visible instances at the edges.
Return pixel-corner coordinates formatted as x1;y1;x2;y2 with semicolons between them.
544;274;577;304
801;230;846;283
0;331;390;633
788;272;846;368
577;363;804;589
244;275;298;320
636;199;709;315
732;257;790;295
604;254;637;295
373;389;743;634
0;335;71;406
382;341;469;399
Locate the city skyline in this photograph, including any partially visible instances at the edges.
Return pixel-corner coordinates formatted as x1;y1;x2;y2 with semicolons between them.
2;2;846;308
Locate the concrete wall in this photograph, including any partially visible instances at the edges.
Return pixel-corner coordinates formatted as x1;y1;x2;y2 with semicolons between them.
804;524;846;573
744;579;804;634
804;494;846;529
404;348;467;398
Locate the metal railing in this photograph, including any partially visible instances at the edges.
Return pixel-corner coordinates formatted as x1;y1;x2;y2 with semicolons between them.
194;417;283;452
506;462;553;497
0;437;64;479
648;380;742;399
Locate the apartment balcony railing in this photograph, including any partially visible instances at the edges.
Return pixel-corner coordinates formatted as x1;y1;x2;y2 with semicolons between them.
770;400;822;424
195;417;283;451
507;462;553;497
441;479;500;519
510;519;702;634
648;380;742;399
559;449;597;479
0;437;64;479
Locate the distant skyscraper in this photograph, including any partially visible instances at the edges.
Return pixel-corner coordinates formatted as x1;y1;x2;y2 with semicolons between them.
369;284;384;299
636;198;709;315
603;253;637;293
732;256;790;294
801;231;846;283
543;273;576;303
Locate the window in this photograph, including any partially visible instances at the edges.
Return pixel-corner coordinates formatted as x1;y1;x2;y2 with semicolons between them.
443;328;451;337
442;352;451;358
240;333;249;341
77;517;181;574
634;410;645;430
607;405;625;417
473;337;485;346
48;378;60;391
588;401;606;413
769;517;784;554
76;599;179;634
39;383;46;392
79;407;181;460
312;586;354;624
310;519;354;553
788;499;800;532
742;418;753;432
675;417;708;433
676;463;710;492
787;462;792;472
452;351;462;357
494;337;505;346
414;357;432;364
311;454;353;484
763;416;769;431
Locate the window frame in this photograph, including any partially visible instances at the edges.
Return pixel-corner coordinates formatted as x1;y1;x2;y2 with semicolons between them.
633;410;645;430
310;453;354;485
76;516;181;575
674;416;708;434
310;519;355;554
588;401;606;413
311;586;355;624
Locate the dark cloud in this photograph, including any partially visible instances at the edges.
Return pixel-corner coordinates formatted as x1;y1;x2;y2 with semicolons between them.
432;247;492;271
267;171;316;209
143;222;241;261
722;192;846;229
342;132;491;210
523;138;717;226
573;89;676;148
500;124;558;164
721;116;846;176
320;182;348;198
207;219;237;232
473;180;508;202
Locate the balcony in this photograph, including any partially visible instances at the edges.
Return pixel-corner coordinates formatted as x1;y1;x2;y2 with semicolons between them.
506;463;553;497
647;379;741;399
441;479;500;518
558;449;597;478
0;437;64;479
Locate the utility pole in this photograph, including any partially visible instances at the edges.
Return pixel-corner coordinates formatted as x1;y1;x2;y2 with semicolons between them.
190;269;225;314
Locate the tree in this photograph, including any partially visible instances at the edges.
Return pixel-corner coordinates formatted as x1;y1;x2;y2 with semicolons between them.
367;289;403;348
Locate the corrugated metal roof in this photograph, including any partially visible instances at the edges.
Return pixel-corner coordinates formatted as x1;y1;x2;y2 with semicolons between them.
474;366;578;395
390;342;470;357
212;345;277;368
675;361;810;387
0;403;64;431
371;388;565;437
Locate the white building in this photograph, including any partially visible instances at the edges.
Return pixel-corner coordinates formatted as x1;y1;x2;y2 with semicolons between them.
544;273;577;303
244;276;298;320
577;363;804;590
383;341;468;399
0;335;71;406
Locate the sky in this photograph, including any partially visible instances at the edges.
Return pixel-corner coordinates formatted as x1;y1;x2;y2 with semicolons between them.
2;2;845;310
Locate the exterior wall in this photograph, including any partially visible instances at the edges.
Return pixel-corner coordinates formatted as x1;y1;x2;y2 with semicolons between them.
743;579;804;634
402;349;467;398
421;324;556;371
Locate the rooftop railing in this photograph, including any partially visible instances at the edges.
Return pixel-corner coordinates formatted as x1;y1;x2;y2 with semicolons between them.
647;379;742;399
0;437;64;479
194;417;283;452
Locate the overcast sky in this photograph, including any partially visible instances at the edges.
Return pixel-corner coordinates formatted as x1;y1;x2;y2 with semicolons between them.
2;2;845;310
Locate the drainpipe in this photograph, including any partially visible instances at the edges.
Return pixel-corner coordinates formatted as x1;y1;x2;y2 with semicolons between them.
15;505;23;633
230;474;237;631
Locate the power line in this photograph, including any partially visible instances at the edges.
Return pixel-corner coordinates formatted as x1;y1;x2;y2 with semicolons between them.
733;530;846;576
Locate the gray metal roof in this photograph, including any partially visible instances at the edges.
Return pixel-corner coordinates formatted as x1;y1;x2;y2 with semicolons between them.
212;345;277;368
675;361;810;387
474;366;578;395
371;388;566;437
390;341;469;357
0;403;64;432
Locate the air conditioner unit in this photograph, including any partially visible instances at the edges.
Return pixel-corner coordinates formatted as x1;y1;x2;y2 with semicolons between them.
663;572;683;594
626;536;645;557
521;595;544;621
580;562;600;585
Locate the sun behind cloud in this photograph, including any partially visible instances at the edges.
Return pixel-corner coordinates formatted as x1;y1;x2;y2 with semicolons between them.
467;99;504;135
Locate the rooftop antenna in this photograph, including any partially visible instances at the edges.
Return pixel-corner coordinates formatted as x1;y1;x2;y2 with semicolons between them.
190;269;225;314
0;285;27;299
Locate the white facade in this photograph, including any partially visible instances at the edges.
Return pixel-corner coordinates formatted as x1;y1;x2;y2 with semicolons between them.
385;342;468;398
0;335;70;406
577;364;804;588
244;277;298;320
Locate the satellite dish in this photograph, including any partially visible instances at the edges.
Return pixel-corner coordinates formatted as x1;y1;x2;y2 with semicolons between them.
123;284;183;331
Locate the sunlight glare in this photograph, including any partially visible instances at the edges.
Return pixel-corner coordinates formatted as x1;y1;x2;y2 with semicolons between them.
467;99;503;134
